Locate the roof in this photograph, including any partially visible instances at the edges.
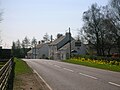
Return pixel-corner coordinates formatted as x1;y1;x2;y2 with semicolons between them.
27;50;32;54
49;36;65;45
59;40;75;50
33;43;48;49
36;44;44;48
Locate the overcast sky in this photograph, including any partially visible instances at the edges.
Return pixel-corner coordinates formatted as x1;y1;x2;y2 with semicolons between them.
0;0;108;48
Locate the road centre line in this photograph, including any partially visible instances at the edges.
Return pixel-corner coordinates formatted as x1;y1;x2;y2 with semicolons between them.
108;82;120;87
48;63;52;65
33;69;53;90
54;65;61;68
63;68;74;72
79;73;98;80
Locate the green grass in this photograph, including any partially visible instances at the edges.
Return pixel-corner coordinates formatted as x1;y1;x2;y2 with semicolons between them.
63;59;120;72
14;58;32;75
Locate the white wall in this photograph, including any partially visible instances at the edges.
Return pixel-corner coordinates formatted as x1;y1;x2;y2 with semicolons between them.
38;44;49;59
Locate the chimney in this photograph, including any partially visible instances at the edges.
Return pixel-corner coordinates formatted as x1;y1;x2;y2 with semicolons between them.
57;34;63;38
38;41;41;44
41;40;45;43
50;35;53;42
66;32;71;39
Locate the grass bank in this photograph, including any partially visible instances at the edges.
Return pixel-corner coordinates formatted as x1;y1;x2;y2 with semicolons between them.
13;58;48;90
63;59;120;72
14;58;32;75
14;58;33;89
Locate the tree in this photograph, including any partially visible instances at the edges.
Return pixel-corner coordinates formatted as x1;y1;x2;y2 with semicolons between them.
43;33;50;43
99;6;117;55
31;37;37;47
16;39;21;49
22;36;30;48
81;3;117;56
110;0;120;54
82;3;104;56
21;36;31;57
16;39;21;57
11;40;22;57
11;41;16;57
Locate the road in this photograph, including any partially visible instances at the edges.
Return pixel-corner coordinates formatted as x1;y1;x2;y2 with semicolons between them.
23;59;120;90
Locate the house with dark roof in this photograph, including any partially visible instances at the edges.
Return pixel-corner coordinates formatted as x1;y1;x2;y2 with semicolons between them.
49;32;86;60
27;32;87;60
49;32;73;60
59;40;86;60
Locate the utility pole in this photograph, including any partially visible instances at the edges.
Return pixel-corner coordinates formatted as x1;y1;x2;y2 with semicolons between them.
35;44;36;59
69;27;71;59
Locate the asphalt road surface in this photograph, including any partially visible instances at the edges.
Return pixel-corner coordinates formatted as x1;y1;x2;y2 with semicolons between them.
23;59;120;90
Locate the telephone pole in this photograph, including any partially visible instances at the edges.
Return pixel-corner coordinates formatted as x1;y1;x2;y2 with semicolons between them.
34;41;37;59
69;27;71;59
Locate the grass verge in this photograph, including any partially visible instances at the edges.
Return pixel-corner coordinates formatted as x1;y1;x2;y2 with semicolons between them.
63;59;120;72
13;58;48;90
14;58;32;75
14;58;33;90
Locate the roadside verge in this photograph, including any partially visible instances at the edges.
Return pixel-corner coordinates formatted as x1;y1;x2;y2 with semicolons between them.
13;58;50;90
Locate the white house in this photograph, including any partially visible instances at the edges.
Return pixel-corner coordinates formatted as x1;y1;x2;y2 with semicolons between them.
49;32;86;60
27;50;32;59
59;40;86;60
49;32;74;60
27;32;86;60
27;43;49;59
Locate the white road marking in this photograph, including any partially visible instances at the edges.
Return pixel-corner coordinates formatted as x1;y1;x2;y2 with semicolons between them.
63;68;74;72
48;63;53;65
79;73;98;80
33;69;53;90
109;82;120;87
54;65;61;68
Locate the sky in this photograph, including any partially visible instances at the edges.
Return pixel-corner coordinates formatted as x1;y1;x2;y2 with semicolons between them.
0;0;108;48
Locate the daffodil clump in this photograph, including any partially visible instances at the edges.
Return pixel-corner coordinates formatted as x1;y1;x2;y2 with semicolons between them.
70;57;120;66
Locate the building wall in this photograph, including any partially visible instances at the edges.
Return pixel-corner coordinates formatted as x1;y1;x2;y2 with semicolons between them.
32;48;38;59
75;43;86;55
59;42;87;60
31;44;49;59
27;53;32;59
49;33;86;60
38;44;49;59
49;45;58;60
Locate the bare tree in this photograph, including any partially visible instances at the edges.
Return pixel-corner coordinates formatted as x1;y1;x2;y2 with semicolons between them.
11;40;22;57
111;0;120;54
22;36;30;48
16;39;21;49
21;36;31;56
43;33;50;43
82;3;103;55
31;37;37;47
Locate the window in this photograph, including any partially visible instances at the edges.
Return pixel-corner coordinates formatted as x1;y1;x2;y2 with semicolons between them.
75;42;81;46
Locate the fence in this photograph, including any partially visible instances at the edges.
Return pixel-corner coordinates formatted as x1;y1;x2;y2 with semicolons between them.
0;58;14;90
